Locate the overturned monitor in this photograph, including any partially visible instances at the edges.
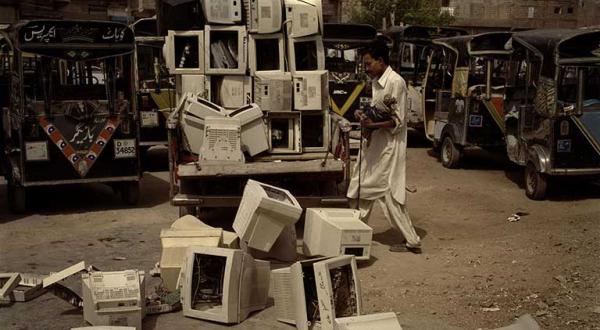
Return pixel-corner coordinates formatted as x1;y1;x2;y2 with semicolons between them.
314;255;362;330
248;0;283;34
202;0;243;24
233;179;302;252
199;117;244;164
205;25;247;75
228;103;269;156
180;97;227;154
253;72;293;112
270;257;328;329
166;31;204;74
160;226;223;292
335;312;403;330
293;70;328;111
301;111;329;152
267;112;302;153
303;208;372;260
284;0;322;38
81;270;146;330
249;33;285;74
180;247;270;324
288;35;325;73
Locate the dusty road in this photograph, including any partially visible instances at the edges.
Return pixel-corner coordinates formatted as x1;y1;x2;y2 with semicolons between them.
1;134;599;330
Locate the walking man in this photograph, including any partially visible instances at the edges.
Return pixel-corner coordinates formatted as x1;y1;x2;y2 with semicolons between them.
347;40;422;253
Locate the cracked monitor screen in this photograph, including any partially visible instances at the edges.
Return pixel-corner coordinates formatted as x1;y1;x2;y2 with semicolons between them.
191;254;226;311
302;263;320;324
294;40;319;71
174;36;200;69
210;31;239;69
330;264;358;317
255;38;280;71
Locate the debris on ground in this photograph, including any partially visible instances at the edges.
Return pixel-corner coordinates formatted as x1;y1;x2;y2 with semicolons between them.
492;314;540;330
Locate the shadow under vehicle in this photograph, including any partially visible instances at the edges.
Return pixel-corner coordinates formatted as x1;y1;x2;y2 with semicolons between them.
504;29;600;200
385;25;467;138
131;17;176;156
0;20;141;212
425;32;513;168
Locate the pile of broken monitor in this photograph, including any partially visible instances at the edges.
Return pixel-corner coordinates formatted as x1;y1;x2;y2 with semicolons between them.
169;0;331;164
0;179;403;329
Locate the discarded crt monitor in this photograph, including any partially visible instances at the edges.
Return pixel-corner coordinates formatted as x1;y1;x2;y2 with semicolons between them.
284;0;322;38
303;208;373;261
81;270;146;330
180;246;270;324
248;0;283;34
287;35;325;73
241;224;297;262
212;76;253;109
267;111;302;153
248;33;285;74
180;96;227;154
199;117;245;164
233;179;302;252
205;25;247;75
166;30;205;75
335;312;403;330
314;255;362;330
160;220;223;292
202;0;243;24
293;70;329;111
228;103;269;156
270;257;329;329
253;72;293;112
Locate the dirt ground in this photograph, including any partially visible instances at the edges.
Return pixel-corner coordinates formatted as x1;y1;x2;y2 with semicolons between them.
1;133;599;330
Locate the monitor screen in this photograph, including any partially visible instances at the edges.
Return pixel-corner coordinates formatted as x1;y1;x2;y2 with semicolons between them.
174;36;200;70
270;117;291;149
209;31;240;69
255;38;281;71
301;112;325;148
295;40;319;71
301;262;320;325
329;264;358;317
190;254;227;312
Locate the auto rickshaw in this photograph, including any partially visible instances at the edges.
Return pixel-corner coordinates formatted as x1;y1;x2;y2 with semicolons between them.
0;20;141;212
323;23;377;153
131;17;176;155
425;32;513;168
385;25;467;137
504;29;600;199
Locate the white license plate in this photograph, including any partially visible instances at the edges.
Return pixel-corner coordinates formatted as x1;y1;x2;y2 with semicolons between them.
114;139;137;159
25;141;49;161
141;111;159;127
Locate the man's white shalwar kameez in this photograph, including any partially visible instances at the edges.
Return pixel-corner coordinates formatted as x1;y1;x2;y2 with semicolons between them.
346;66;421;248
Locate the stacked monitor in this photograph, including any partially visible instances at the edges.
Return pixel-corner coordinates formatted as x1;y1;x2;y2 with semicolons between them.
163;0;329;158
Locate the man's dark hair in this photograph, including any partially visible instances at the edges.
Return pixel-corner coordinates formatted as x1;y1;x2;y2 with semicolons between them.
364;39;390;65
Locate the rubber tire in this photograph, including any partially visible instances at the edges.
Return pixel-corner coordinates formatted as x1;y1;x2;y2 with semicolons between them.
121;181;140;206
7;185;26;213
525;162;548;200
440;135;462;169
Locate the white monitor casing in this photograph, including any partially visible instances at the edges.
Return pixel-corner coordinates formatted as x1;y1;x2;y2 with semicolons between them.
287;35;325;73
335;312;404;330
284;0;322;38
202;0;243;24
180;247;270;324
303;208;372;260
233;179;302;252
248;33;285;74
215;76;253;109
205;25;247;75
228;103;269;156
180;97;227;154
199;117;245;164
166;30;205;75
293;70;329;111
267;111;302;153
248;0;283;34
253;72;293;112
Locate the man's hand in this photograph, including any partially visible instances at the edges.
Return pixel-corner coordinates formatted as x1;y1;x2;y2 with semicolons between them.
354;110;367;121
361;118;396;129
361;117;377;129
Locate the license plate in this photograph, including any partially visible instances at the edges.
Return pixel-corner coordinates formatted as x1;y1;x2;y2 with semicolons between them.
141;111;159;127
25;141;49;161
114;139;137;159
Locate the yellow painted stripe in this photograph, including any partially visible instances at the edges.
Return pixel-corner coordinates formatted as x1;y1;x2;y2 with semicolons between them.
330;82;366;116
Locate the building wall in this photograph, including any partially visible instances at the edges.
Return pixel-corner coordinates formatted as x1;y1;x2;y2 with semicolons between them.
447;0;598;32
0;0;130;24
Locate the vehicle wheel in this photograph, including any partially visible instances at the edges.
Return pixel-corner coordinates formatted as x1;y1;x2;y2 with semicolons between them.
7;185;26;213
179;206;197;217
121;181;140;205
525;162;548;200
440;135;462;169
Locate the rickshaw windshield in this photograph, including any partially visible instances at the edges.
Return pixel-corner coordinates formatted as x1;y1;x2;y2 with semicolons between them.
24;55;123;103
558;66;600;112
136;41;172;87
325;48;359;75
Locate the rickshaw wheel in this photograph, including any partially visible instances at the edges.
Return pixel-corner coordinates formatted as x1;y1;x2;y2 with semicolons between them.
525;162;548;200
7;185;26;213
121;181;140;205
441;136;461;169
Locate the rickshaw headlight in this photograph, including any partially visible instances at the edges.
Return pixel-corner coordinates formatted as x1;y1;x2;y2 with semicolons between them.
560;120;570;136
